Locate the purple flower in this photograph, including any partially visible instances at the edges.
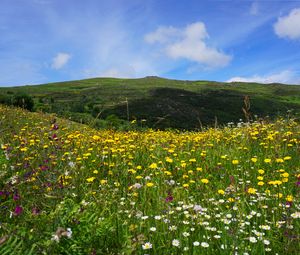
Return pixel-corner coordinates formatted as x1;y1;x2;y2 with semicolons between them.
13;192;20;201
52;124;59;130
32;207;40;215
165;192;173;202
14;205;23;216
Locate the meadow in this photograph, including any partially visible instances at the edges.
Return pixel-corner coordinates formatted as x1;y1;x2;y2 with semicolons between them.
0;104;299;254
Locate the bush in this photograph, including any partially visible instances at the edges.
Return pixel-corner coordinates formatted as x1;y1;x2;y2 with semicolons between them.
12;93;34;111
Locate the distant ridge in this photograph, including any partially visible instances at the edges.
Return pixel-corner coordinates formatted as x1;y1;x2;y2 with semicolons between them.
0;77;299;129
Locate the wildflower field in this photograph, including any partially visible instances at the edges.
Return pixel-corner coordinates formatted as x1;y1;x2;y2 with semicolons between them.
0;105;299;254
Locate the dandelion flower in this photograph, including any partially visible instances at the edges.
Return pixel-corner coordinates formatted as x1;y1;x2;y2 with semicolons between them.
201;178;209;184
232;160;239;165
218;189;225;195
247;188;257;194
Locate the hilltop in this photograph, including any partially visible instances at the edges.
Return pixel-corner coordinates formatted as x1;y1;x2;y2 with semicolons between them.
0;76;300;129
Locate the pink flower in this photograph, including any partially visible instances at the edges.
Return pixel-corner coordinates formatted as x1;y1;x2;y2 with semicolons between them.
14;205;23;216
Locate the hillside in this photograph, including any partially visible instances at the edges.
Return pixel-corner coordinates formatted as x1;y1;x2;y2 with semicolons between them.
1;76;300;129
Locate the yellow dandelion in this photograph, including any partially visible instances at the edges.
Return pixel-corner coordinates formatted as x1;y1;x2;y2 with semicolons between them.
218;189;225;195
251;157;258;163
149;163;158;169
281;172;289;178
100;179;107;185
258;181;264;186
86;177;96;183
146;182;154;187
286;195;293;202
247;188;257;194
201;178;209;184
232;159;239;165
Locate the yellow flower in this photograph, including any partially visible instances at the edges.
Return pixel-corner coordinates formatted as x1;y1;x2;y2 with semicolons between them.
165;157;173;163
92;135;100;141
232;159;239;165
257;176;264;181
100;179;107;185
183;183;189;188
281;172;289;178
286;195;293;202
201;178;209;184
93;170;99;174
146;182;154;187
258;181;264;186
196;167;203;172
86;177;96;183
258;169;265;175
284;156;291;161
189;158;196;162
276;158;284;163
218;189;225;195
247;187;257;194
251;157;258;163
264;158;271;163
268;180;282;186
149;163;158;169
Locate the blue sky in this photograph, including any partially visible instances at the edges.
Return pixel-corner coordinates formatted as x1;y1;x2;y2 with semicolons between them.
1;0;300;86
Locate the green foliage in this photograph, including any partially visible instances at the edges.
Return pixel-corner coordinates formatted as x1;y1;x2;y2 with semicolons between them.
12;93;34;111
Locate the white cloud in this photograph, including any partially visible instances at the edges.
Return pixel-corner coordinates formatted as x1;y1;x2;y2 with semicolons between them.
227;70;300;84
274;8;300;39
145;22;231;68
145;26;179;44
51;52;71;69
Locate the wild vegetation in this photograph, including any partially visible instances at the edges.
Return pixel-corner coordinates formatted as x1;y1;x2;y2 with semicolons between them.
0;105;299;254
0;76;300;130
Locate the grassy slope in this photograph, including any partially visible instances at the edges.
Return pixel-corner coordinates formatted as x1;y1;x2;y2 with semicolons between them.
1;76;300;129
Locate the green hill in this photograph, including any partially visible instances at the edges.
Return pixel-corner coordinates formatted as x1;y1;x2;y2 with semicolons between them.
1;76;300;129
